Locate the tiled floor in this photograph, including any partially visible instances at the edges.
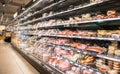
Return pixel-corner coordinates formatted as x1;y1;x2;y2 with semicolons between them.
0;41;40;74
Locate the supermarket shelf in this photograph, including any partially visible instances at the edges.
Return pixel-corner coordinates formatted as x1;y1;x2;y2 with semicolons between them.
69;17;120;25
19;0;110;26
31;54;64;74
17;0;43;17
41;34;120;41
10;0;120;73
52;54;102;74
38;42;120;62
34;18;120;29
53;0;109;16
17;17;120;30
11;43;51;74
20;0;65;22
97;54;120;63
9;0;44;25
11;43;63;74
33;46;102;74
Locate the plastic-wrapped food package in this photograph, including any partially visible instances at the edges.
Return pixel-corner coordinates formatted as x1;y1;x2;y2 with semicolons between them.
66;71;76;74
113;62;120;71
54;47;68;56
47;46;54;52
42;53;51;62
86;46;107;53
98;65;110;72
107;10;117;18
83;69;93;74
58;60;71;71
108;70;119;74
56;38;70;45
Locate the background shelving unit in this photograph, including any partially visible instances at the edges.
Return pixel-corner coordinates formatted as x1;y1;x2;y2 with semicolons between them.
11;0;120;74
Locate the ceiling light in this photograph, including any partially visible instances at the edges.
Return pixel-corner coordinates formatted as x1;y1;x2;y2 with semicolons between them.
2;3;6;7
22;8;25;10
3;4;5;7
33;0;36;2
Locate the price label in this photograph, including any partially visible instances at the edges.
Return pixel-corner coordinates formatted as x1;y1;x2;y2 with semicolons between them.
77;50;81;53
97;54;104;58
79;65;82;67
70;61;73;64
75;63;78;66
83;52;87;54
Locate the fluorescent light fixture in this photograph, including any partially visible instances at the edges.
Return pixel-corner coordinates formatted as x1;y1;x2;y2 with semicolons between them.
22;8;25;10
2;2;6;7
3;4;5;7
13;12;18;18
33;0;36;2
2;3;5;7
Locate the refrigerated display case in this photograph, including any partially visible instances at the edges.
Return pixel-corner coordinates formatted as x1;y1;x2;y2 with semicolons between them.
11;0;120;74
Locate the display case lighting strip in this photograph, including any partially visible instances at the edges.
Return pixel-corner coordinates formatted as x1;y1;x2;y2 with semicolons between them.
41;34;120;41
23;33;38;36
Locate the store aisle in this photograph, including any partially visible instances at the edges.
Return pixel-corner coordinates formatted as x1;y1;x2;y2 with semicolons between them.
0;41;40;74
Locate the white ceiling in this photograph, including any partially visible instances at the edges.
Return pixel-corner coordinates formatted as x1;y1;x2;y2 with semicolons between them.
0;0;32;25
